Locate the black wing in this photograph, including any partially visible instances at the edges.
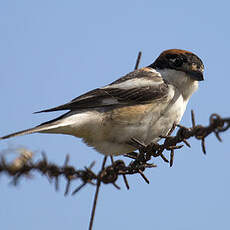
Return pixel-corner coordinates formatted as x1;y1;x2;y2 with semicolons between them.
35;68;169;113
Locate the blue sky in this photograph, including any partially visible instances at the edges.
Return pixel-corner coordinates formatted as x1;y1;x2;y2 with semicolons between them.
1;1;230;230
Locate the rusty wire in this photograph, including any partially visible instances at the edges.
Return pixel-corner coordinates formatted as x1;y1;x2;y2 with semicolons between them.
1;111;229;190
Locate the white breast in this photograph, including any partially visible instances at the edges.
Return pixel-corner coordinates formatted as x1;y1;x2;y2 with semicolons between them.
145;91;188;144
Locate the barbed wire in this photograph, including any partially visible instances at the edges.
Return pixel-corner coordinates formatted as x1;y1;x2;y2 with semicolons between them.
1;51;230;230
1;110;229;191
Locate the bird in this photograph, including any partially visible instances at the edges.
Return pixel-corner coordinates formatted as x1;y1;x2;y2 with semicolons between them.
0;49;204;156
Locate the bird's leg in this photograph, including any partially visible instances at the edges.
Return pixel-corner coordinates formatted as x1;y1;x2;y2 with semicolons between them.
127;137;147;150
168;122;177;136
160;122;177;139
124;152;138;159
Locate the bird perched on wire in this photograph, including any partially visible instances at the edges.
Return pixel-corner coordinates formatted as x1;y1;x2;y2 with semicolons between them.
0;49;204;156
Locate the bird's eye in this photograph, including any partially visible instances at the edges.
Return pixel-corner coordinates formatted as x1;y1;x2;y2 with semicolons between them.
170;57;183;67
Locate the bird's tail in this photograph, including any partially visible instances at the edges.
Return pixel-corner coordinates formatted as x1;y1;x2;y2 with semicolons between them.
0;123;61;140
0;113;71;140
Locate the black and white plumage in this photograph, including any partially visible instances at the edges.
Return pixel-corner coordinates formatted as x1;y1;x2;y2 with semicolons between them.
0;49;204;155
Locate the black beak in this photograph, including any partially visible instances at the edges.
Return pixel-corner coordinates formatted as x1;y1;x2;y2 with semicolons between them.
188;70;204;81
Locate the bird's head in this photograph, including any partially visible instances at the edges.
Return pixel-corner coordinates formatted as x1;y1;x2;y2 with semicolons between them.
149;49;204;99
150;49;204;81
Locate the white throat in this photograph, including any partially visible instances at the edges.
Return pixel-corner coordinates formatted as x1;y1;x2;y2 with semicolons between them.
157;68;199;100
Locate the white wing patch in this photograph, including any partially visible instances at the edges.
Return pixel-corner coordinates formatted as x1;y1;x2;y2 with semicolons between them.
101;98;118;105
104;78;161;90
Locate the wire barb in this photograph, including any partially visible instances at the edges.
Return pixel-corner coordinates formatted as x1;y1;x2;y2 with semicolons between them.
138;169;150;184
88;156;107;230
134;51;142;70
122;174;130;190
